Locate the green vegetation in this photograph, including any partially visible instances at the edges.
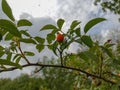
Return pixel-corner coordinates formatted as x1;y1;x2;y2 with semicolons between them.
0;0;120;89
0;59;77;90
94;0;120;14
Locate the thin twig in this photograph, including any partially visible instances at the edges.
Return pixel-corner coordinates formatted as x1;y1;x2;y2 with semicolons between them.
60;51;63;66
34;66;44;73
57;48;63;66
18;43;30;64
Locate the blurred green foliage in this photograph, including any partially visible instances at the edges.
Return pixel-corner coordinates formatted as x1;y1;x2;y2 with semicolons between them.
94;0;120;14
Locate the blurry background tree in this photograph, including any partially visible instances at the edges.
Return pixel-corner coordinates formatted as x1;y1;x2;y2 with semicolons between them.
94;0;120;21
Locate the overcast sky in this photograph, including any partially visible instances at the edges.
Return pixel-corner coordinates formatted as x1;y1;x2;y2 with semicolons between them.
0;0;120;78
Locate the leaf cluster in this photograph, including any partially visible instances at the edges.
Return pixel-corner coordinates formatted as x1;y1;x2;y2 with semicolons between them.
94;0;120;15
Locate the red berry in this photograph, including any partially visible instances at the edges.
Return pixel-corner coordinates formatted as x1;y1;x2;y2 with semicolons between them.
56;33;64;43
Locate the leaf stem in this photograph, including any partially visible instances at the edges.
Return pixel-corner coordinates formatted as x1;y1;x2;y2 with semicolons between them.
18;42;30;64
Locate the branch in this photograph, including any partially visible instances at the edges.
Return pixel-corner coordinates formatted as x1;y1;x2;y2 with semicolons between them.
18;42;30;64
57;48;63;66
0;63;116;84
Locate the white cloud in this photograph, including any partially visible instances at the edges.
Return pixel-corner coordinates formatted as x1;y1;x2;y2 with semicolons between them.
56;0;120;32
7;0;58;19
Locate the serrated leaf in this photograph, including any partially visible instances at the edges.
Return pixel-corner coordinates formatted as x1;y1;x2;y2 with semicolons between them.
0;19;21;37
24;51;35;56
2;0;15;21
84;18;106;34
57;18;65;30
36;44;44;52
34;36;45;44
0;59;22;69
70;20;81;30
81;35;93;48
20;38;36;44
40;24;57;31
17;19;32;27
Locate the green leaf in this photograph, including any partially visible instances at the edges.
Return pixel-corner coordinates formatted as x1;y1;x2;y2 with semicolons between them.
81;35;93;48
0;45;4;50
52;41;58;56
0;59;22;69
57;19;65;30
75;27;81;36
48;41;58;55
36;44;44;52
34;36;45;44
84;18;106;34
13;54;21;61
79;51;98;61
47;33;55;44
10;42;17;52
0;19;21;37
70;20;81;30
40;24;57;31
0;28;7;36
79;52;89;60
84;51;98;61
75;38;82;44
0;46;5;57
0;51;5;57
7;53;12;61
15;56;21;64
20;30;31;37
5;32;13;41
111;84;120;90
2;0;15;21
0;34;2;41
20;38;36;44
101;46;113;57
24;51;35;56
17;19;32;27
47;45;53;50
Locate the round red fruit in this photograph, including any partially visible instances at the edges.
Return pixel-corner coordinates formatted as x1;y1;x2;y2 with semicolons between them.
56;33;64;43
